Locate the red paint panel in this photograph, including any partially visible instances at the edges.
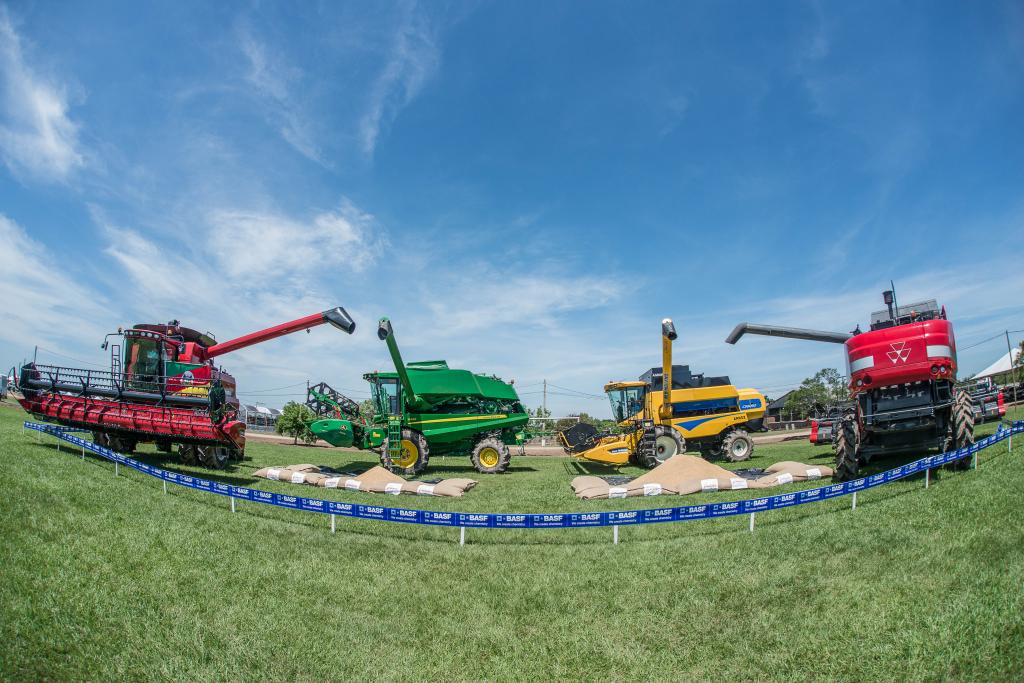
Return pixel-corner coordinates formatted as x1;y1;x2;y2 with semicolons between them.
844;319;956;392
16;394;244;450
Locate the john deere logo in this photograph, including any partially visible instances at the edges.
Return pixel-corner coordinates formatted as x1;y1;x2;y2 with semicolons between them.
887;341;911;364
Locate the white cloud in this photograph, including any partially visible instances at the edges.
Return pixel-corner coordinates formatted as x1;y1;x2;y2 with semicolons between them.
422;271;621;337
358;4;440;156
0;10;83;182
238;26;325;165
207;198;385;281
0;214;111;358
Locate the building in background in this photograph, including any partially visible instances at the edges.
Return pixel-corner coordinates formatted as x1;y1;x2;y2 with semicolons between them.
239;404;281;432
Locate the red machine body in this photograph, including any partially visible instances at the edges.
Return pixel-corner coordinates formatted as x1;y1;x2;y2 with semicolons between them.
16;307;355;468
727;291;975;480
844;319;957;392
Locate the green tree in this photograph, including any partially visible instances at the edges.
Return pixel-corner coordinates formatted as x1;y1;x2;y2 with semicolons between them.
276;401;317;445
784;368;850;420
359;399;376;422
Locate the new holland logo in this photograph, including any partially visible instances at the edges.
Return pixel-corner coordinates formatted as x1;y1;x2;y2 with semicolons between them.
887;341;911;364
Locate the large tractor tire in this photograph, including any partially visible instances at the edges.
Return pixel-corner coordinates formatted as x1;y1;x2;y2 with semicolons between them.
92;431;110;449
948;389;976;471
720;429;754;462
197;445;231;470
636;425;684;469
107;434;137;454
833;416;860;482
178;444;200;466
471;437;512;474
382;428;430;477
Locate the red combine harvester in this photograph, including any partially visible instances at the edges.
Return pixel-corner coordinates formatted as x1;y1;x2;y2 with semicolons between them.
16;307;355;468
726;290;974;481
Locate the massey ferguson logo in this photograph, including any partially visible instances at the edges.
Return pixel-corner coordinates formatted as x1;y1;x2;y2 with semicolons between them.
887;341;911;364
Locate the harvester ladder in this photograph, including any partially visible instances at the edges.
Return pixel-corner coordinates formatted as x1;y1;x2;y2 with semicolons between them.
387;416;403;458
110;344;122;379
637;419;657;461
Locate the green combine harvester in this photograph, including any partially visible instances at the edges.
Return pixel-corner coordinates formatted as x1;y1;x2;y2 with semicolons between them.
307;318;529;475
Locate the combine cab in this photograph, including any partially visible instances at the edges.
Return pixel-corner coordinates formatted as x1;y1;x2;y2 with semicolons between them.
16;307;355;468
308;318;529;475
727;290;974;480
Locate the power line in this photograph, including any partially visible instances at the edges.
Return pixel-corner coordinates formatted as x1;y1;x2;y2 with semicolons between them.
243;381;310;394
546;382;604;398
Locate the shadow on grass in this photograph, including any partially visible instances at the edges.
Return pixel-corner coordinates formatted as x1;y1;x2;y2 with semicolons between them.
21;429;1014;548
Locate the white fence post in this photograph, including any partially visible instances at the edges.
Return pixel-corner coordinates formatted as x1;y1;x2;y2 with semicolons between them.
459;527;466;546
163;480;167;495
231;497;236;513
925;468;930;489
331;514;336;533
613;525;619;545
749;513;755;533
852;492;857;510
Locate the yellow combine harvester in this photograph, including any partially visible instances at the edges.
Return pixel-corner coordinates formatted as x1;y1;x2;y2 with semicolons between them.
559;319;767;468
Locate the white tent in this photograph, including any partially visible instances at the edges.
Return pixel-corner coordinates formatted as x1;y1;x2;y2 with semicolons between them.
973;347;1021;380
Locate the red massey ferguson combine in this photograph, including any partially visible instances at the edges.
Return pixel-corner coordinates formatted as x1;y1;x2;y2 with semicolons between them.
726;291;974;481
15;307;355;468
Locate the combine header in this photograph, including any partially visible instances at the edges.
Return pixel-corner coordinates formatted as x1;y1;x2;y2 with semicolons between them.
16;307;355;468
727;289;974;480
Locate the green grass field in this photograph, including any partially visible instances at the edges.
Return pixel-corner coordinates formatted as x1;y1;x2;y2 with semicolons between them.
2;402;1022;681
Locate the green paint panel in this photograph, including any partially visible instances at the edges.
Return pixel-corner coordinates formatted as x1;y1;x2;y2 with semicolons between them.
308;419;354;447
405;411;530;444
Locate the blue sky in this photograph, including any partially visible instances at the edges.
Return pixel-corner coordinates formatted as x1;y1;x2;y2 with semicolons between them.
1;1;1022;417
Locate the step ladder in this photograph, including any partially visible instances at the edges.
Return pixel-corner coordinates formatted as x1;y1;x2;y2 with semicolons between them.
110;344;122;379
636;419;656;460
387;416;403;459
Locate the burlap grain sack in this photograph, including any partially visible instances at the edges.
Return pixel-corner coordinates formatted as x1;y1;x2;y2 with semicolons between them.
570;476;614;500
402;478;478;497
755;461;833;486
302;472;331;487
345;466;407;494
254;464;321;482
673;476;769;495
572;455;747;499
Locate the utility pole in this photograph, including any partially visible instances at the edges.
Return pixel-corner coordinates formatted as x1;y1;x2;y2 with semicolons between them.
541;379;548;446
1007;331;1019;404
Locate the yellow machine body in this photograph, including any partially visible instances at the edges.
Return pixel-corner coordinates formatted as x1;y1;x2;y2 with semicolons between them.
564;319;769;467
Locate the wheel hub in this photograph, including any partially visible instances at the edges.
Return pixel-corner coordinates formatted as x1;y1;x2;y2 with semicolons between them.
654;435;678;461
479;446;500;468
394;438;418;468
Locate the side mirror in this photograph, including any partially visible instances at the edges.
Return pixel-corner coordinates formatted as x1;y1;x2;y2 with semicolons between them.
101;340;108;350
883;290;894;305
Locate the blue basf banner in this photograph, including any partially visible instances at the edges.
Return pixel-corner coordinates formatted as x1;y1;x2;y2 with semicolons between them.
25;420;1024;530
